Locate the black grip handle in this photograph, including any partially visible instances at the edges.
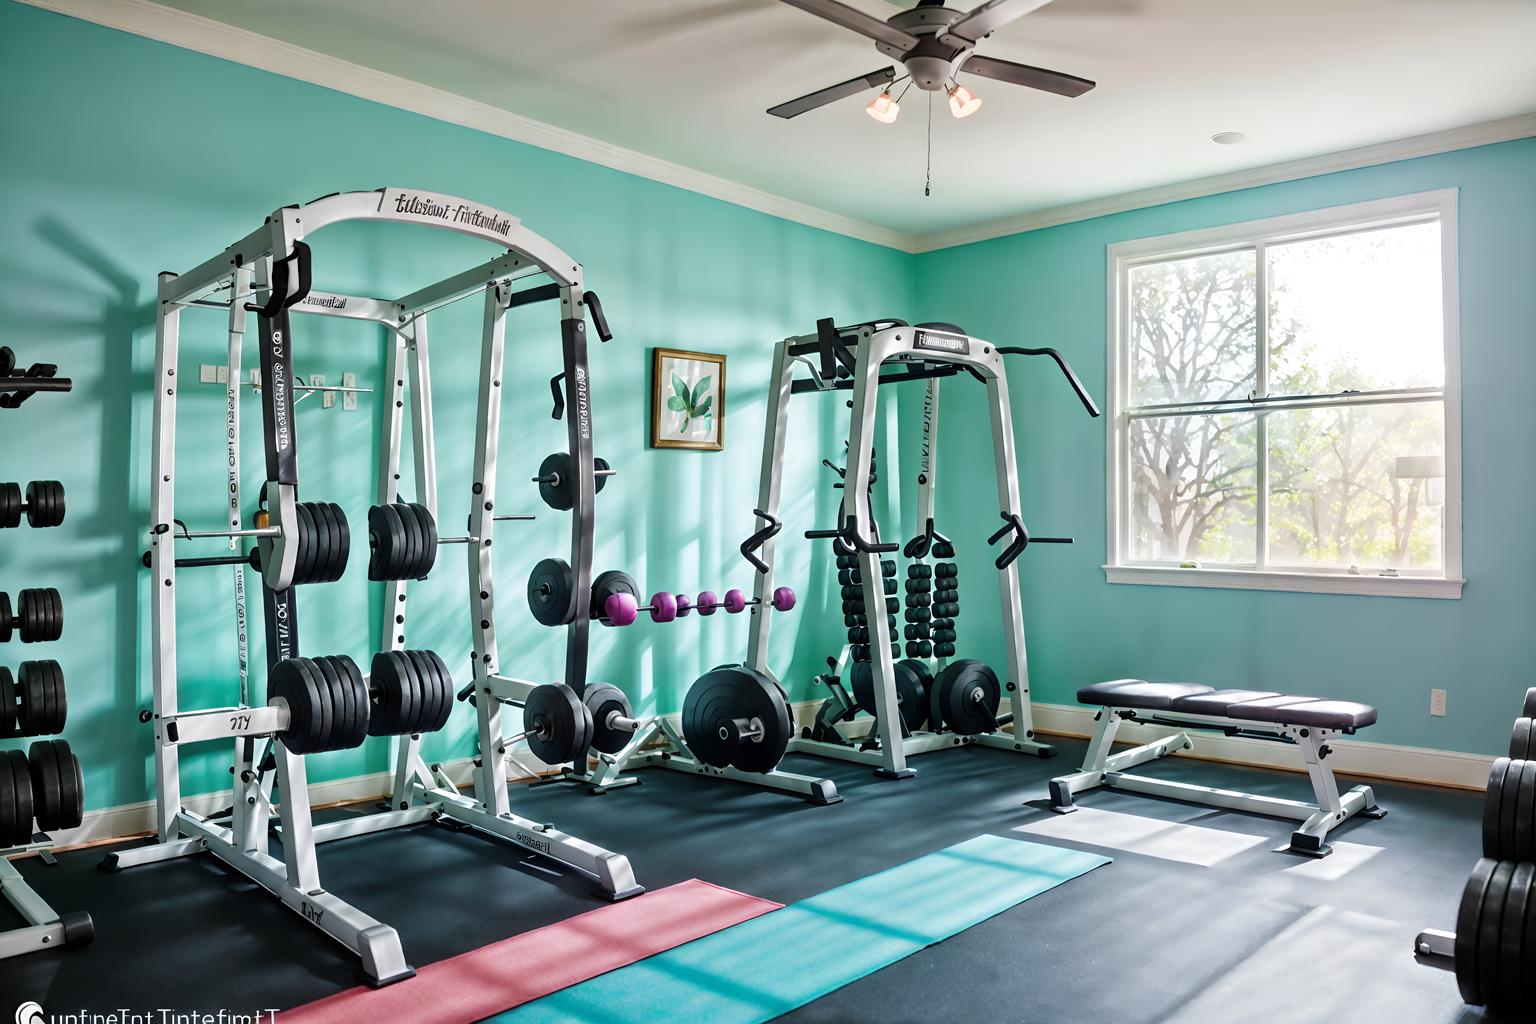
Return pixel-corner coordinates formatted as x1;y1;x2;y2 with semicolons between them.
740;509;782;575
583;290;613;342
996;346;1101;418
987;512;1028;570
549;372;566;420
246;241;313;317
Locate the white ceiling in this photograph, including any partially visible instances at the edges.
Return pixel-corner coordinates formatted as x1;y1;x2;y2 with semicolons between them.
149;0;1536;239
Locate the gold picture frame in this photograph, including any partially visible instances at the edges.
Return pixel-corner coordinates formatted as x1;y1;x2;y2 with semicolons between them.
651;347;726;451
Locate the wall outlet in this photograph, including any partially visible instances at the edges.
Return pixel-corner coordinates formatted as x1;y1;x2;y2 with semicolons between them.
313;374;331;409
217;365;229;384
1430;688;1447;717
199;364;218;384
342;372;358;411
249;368;262;387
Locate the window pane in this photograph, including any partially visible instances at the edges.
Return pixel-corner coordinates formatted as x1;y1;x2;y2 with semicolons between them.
1129;413;1257;564
1266;401;1445;571
1130;250;1257;406
1268;222;1443;394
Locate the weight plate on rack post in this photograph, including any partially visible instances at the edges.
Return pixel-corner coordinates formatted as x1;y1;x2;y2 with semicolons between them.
1456;858;1496;1005
331;503;351;578
49;738;82;831
1525;687;1536;719
368;503;404;581
1516;761;1536;864
297;656;336;754
524;683;591;765
584;682;633;755
269;658;322;754
681;666;790;773
26;480;65;528
407;503;438;577
334;655;371;749
1485;758;1511;858
367;652;405;736
590;570;639;623
527;558;576;627
1513;719;1535;760
0;667;14;736
311;655;352;750
537;452;575;511
932;659;1001;736
396;502;423;580
897;659;932;733
407;650;451;733
0;482;20;529
316;503;340;584
1498;861;1536;1011
1480;860;1514;1010
27;739;62;833
0;751;23;846
292;503;317;585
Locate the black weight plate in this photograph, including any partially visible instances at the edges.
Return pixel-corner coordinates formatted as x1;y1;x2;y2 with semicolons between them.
392;650;423;735
848;661;875;716
1521;860;1536;1010
0;666;13;736
417;650;453;733
1485;758;1510;858
273;658;322;754
292;502;316;585
396;502;423;581
1513;719;1536;761
19;588;37;641
1526;688;1536;719
50;739;81;830
331;503;351;578
44;661;66;734
404;650;442;733
934;659;1001;736
593;457;610;495
1501;759;1524;861
525;683;587;765
730;669;791;773
584;682;633;755
367;652;403;736
538;452;575;511
1498;861;1536;1012
26;480;65;528
16;663;43;736
313;502;337;584
527;558;575;627
0;752;18;846
1480;860;1514;1009
367;504;394;580
27;739;62;833
296;656;335;754
1518;761;1536;863
590;570;639;622
0;482;20;529
0;592;11;642
897;659;932;732
1456;858;1495;1005
335;656;372;749
312;655;351;752
4;749;34;846
408;503;438;577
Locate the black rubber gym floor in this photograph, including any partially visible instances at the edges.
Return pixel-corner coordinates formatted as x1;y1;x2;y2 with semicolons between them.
0;740;1493;1022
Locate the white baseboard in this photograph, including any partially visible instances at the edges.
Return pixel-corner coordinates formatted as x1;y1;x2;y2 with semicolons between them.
1025;701;1495;792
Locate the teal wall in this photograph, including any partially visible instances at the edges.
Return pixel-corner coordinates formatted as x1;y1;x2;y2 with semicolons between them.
0;2;913;810
914;137;1536;757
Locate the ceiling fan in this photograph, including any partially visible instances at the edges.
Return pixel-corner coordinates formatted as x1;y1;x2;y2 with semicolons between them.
767;0;1095;123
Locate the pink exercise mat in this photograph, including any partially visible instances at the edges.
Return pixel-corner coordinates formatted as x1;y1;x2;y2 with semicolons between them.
278;879;780;1024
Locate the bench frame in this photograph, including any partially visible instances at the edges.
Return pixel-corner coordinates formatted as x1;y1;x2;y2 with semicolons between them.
1048;706;1386;857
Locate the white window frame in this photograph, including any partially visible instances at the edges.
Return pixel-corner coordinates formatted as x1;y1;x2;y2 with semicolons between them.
1104;189;1463;599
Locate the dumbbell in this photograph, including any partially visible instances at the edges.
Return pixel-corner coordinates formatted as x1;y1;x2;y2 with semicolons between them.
0;589;63;643
1;661;67;736
604;586;797;626
0;481;65;529
0;738;84;846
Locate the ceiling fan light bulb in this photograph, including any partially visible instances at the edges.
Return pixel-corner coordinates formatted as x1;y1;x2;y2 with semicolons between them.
866;90;899;124
947;83;981;118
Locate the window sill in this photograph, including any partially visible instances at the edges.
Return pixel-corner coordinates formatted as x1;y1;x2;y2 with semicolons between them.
1103;565;1464;599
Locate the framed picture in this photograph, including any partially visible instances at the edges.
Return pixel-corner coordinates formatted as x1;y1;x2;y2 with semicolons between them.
651;348;726;451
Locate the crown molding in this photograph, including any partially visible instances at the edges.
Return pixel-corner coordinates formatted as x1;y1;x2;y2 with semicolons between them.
912;112;1536;252
16;0;916;252
18;1;1536;258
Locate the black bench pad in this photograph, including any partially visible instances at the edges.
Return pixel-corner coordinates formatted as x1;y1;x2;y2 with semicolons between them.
1080;681;1377;730
1076;680;1213;710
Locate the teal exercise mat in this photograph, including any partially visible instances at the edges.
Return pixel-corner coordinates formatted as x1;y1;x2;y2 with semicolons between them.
489;835;1110;1024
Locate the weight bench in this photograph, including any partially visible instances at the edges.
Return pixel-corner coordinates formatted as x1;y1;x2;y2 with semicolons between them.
1048;680;1386;857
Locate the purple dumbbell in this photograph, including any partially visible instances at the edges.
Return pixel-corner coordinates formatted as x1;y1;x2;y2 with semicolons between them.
696;590;719;616
722;589;747;613
772;586;796;612
675;594;692;618
650;591;678;623
603;592;639;627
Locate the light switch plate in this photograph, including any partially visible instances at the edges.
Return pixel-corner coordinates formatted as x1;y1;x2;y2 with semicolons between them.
199;364;218;384
343;372;357;411
312;374;331;409
1430;688;1447;717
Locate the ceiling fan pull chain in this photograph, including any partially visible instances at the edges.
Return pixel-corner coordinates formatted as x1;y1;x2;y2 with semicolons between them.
925;92;933;197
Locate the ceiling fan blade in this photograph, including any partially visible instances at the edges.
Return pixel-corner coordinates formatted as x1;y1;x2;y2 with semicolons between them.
961;53;1095;97
767;67;898;118
777;0;920;51
940;0;1057;45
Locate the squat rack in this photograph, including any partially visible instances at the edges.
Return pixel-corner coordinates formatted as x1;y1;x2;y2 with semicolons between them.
754;319;1099;778
106;189;638;988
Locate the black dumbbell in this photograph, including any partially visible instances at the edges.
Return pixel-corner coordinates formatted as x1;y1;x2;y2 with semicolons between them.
0;481;65;530
0;589;63;644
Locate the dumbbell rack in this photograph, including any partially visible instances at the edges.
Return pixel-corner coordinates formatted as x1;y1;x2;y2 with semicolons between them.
756;320;1098;778
0;449;92;960
1413;686;1536;1013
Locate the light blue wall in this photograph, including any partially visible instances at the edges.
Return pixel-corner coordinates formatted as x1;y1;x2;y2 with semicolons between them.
915;137;1536;756
0;2;913;809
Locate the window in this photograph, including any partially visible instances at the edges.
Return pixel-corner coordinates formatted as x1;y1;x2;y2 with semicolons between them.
1105;190;1462;598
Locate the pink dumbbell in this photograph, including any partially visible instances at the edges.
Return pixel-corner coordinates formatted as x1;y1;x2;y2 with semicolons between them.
601;590;681;627
690;586;797;616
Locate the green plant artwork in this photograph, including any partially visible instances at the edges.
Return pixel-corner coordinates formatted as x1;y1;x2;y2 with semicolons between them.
668;370;713;435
